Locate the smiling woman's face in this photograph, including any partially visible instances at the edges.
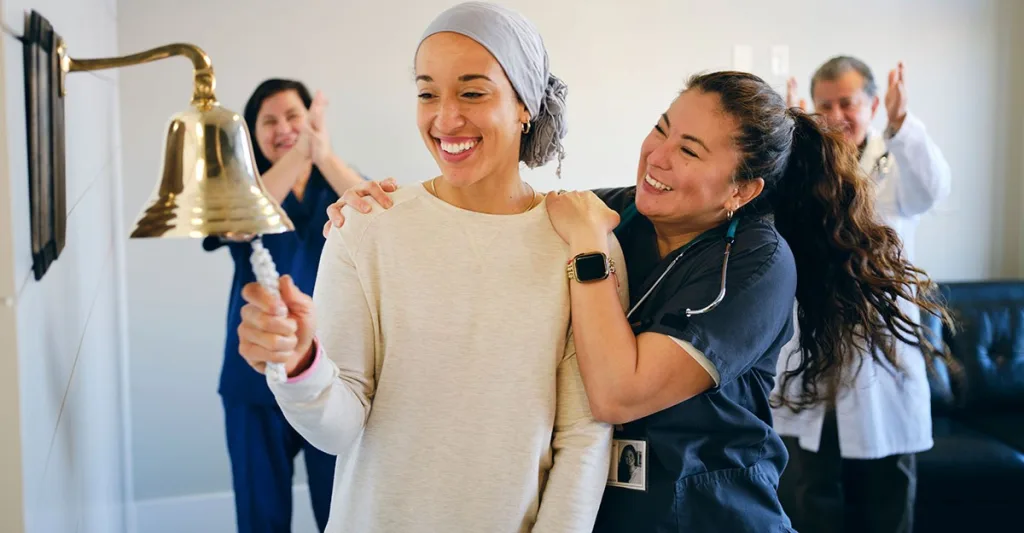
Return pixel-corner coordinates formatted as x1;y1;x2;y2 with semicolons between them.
254;89;308;164
414;31;530;187
633;89;751;231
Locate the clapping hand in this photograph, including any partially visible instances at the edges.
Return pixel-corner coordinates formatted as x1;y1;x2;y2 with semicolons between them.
298;90;333;166
786;77;808;112
884;61;908;133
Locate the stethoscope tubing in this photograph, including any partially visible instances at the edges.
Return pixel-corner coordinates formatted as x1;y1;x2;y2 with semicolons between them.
619;211;740;321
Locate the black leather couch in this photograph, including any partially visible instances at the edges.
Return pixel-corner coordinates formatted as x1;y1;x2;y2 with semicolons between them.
916;281;1024;532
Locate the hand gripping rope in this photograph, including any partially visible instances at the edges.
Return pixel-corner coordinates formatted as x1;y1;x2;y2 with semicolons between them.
249;238;288;383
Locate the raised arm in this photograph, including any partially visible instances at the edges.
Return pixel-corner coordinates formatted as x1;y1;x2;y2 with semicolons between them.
271;228;376;455
882;63;951;216
306;91;367;196
259;148;316;203
238;226;377;456
316;153;368;196
886;112;951;216
560;232;716;425
544;192;793;426
260;90;367;202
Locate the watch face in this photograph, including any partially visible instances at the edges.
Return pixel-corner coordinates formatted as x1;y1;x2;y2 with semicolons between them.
575;253;609;280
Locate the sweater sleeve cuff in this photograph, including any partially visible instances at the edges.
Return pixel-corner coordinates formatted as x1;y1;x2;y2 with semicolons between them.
268;338;335;403
287;339;323;383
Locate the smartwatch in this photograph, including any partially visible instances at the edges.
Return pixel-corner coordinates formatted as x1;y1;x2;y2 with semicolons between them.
567;252;615;283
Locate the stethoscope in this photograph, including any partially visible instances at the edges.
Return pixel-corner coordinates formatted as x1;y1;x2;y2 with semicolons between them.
871;150;895;179
613;203;740;323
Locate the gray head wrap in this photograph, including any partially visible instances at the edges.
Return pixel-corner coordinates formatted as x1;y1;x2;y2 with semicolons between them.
417;2;568;176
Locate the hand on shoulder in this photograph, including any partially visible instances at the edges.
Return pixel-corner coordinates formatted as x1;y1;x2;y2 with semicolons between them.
323;178;401;238
544;190;620;246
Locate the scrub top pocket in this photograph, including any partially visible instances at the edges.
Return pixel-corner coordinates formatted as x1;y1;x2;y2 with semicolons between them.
674;461;796;533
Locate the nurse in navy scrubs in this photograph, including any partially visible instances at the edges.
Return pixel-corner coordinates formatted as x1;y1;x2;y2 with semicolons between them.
543;71;950;531
322;71;951;531
202;78;366;533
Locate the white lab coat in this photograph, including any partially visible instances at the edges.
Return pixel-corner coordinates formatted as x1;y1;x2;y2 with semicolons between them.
771;112;952;459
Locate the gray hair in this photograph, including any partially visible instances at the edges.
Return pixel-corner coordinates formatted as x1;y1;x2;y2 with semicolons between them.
810;56;877;99
417;1;568;176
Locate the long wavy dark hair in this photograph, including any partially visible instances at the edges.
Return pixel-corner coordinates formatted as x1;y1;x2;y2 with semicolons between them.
684;71;954;412
242;78;314;174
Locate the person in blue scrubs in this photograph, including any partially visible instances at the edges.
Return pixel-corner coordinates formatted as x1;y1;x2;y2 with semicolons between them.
542;71;951;532
202;78;366;533
322;70;952;531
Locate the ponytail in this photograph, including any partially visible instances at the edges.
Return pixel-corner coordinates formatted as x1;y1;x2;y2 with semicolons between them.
771;108;953;412
683;71;953;412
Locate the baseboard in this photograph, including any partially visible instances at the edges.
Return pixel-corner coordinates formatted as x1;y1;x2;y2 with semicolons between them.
134;485;318;533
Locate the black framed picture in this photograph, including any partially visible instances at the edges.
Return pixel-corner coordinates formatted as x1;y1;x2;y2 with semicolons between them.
22;10;66;281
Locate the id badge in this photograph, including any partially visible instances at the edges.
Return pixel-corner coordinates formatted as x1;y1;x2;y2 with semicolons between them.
607;438;647;491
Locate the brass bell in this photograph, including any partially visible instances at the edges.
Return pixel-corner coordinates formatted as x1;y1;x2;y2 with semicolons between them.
129;103;294;240
58;41;294;240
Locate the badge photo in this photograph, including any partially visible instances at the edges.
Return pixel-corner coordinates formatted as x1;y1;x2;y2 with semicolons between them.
607;439;647;491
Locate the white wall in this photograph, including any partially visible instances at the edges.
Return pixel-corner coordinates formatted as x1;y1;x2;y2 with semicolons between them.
994;0;1024;275
115;0;1022;527
0;0;133;531
0;4;25;530
1011;0;1024;274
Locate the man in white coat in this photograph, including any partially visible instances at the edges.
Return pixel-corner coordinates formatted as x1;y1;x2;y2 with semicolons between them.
774;56;952;533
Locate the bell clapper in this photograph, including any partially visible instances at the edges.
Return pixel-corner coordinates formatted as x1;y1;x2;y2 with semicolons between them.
249;238;288;383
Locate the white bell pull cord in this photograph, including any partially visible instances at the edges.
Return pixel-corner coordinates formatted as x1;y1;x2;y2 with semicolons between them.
249;238;288;383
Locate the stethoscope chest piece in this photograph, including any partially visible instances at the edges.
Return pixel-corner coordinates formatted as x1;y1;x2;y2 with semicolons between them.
873;151;894;179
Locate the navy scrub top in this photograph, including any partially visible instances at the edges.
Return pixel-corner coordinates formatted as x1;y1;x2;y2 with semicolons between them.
592;187;798;533
202;170;341;405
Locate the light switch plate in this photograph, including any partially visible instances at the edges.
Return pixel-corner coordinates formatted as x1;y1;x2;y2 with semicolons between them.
771;45;789;76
